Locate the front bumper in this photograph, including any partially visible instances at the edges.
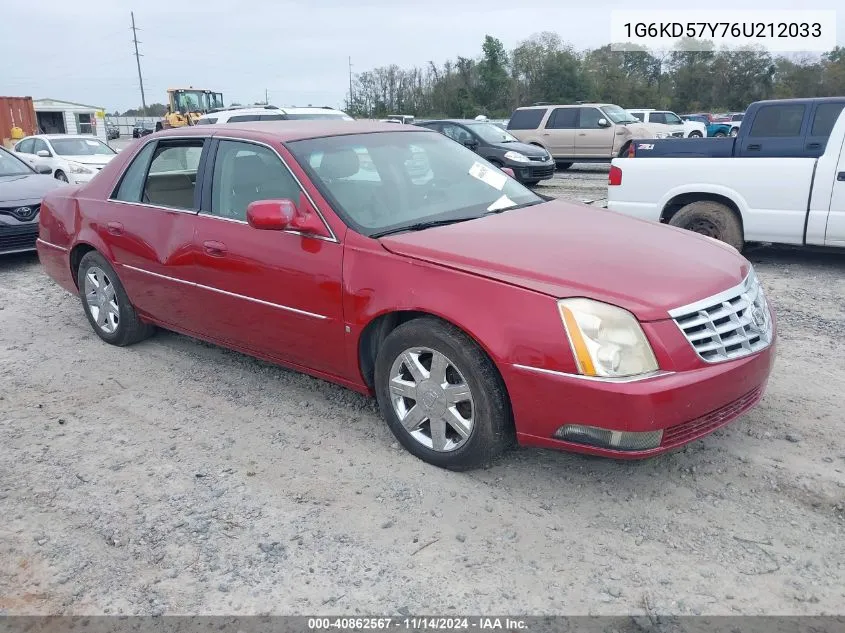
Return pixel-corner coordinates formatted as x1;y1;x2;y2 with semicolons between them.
0;222;39;255
503;326;776;458
509;159;556;182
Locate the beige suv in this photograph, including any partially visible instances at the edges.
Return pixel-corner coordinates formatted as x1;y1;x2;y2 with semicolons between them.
506;103;652;170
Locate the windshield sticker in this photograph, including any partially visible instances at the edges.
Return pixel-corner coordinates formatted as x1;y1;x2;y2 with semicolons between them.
85;140;100;146
486;194;516;212
469;162;507;191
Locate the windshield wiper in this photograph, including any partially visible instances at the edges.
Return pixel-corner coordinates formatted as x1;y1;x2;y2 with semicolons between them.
371;216;480;238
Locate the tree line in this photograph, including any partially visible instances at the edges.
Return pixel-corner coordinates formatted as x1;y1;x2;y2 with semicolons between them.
345;32;845;119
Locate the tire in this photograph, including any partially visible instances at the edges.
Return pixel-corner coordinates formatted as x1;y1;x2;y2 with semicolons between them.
374;317;514;471
555;162;573;171
54;171;68;182
729;128;739;137
77;251;155;346
714;131;727;138
668;201;744;251
688;131;703;138
521;179;541;186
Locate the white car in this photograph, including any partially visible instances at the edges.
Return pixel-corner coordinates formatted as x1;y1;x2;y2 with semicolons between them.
627;109;707;138
14;135;117;185
196;105;354;125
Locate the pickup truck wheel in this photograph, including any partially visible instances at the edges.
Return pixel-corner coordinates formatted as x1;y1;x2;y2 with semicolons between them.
374;317;514;471
555;162;572;171
714;131;727;138
669;201;744;251
688;131;703;138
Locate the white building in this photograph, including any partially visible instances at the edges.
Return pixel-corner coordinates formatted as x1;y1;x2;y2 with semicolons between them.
33;98;107;143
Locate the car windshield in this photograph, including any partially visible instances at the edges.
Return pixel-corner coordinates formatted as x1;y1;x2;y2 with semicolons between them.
602;105;640;124
467;122;519;144
0;149;33;176
287;131;543;238
285;112;354;121
50;138;116;156
664;112;683;125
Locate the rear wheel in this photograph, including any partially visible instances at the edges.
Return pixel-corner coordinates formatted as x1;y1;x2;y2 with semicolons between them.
714;131;727;138
555;162;573;171
374;318;513;471
729;128;739;137
522;179;541;186
54;170;68;182
668;200;744;251
77;251;155;346
688;131;703;138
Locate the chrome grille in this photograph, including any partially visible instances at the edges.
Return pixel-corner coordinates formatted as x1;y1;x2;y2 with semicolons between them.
668;269;772;363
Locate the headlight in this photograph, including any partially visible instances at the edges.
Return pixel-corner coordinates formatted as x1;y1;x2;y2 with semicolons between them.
558;298;659;378
68;163;93;175
503;151;530;163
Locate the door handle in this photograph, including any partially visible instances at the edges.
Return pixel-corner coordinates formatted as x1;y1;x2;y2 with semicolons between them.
203;240;227;256
106;221;124;236
837;172;845;182
747;144;761;151
806;142;821;149
542;132;550;136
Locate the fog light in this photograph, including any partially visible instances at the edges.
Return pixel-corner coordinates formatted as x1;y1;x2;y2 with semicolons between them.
554;424;663;451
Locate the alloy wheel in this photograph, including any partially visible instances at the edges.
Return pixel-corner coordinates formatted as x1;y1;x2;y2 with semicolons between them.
84;266;120;334
388;347;475;452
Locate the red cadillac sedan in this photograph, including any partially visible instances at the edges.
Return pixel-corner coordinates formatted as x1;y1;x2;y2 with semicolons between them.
36;122;776;471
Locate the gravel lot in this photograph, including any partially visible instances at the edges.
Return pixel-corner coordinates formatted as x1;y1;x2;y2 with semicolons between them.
1;164;844;617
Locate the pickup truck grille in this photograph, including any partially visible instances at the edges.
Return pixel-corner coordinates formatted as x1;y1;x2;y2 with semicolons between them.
668;269;773;363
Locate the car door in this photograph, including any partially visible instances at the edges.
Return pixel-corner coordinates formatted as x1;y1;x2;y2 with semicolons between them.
102;137;210;329
575;107;615;157
824;131;845;247
541;108;576;157
440;123;474;149
662;111;686;137
189;138;346;377
737;103;807;157
31;138;58;174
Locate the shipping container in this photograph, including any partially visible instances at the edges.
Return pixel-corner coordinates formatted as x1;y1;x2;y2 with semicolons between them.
0;96;37;146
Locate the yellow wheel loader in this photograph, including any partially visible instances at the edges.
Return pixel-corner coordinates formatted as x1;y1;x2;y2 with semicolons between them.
155;88;225;131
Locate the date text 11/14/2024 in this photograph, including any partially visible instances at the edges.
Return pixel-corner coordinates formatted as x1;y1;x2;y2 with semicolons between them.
307;617;528;630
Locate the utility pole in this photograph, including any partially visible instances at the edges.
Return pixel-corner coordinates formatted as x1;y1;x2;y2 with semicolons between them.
348;56;354;111
130;12;147;116
265;88;269;105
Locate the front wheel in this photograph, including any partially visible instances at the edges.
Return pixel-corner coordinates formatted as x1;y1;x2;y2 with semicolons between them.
729;128;739;137
521;179;541;186
669;200;744;252
54;171;68;182
688;131;703;138
77;251;155;346
374;318;513;471
555;162;573;171
713;131;727;138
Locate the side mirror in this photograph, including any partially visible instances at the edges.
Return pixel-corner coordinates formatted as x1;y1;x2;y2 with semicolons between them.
463;139;478;149
500;167;515;178
36;165;52;175
36;150;51;158
597;118;610;128
246;197;330;238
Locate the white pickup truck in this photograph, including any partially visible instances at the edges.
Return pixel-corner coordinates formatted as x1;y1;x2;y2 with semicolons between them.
606;110;845;252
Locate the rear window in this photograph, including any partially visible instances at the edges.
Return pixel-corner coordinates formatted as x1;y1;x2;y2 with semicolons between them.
749;104;805;138
628;112;644;121
507;109;546;130
226;114;261;122
810;103;845;137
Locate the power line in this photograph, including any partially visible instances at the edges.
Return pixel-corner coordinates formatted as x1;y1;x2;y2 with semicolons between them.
131;11;147;115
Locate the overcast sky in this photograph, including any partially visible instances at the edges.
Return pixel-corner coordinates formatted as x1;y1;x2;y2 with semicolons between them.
2;0;843;112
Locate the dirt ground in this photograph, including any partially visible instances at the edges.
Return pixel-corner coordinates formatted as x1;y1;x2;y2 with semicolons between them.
1;166;844;617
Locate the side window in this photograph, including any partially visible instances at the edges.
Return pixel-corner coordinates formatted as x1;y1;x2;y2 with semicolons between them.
810;103;845;137
210;140;302;221
546;108;577;129
749;105;805;138
76;113;94;135
112;141;157;202
259;114;286;121
649;112;666;125
507;109;545;130
32;138;50;155
629;112;645;122
664;112;683;125
441;124;472;143
227;115;261;123
142;141;204;209
578;107;604;129
196;117;218;125
16;139;34;154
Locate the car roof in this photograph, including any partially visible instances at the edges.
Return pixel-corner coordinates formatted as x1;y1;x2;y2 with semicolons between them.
514;103;611;110
21;134;104;141
418;119;489;124
155;120;436;142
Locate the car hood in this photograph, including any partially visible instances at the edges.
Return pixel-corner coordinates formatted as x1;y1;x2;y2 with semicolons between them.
378;199;749;322
622;122;655;137
496;141;550;158
0;173;64;204
60;154;115;167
